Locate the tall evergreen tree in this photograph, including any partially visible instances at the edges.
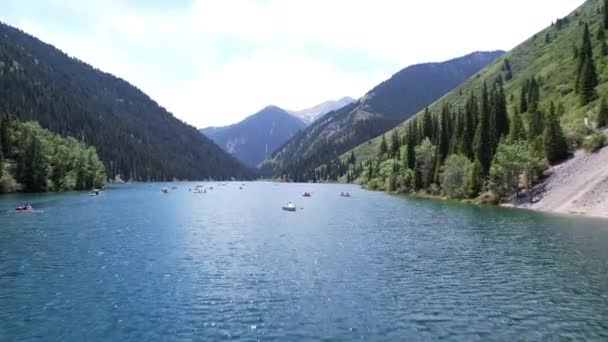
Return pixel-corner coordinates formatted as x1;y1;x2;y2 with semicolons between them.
378;134;388;158
422;107;433;139
576;23;598;104
493;81;509;141
543;102;569;164
508;110;527;142
406;122;417;170
598;97;608;128
473;83;493;176
604;0;608;29
390;130;400;159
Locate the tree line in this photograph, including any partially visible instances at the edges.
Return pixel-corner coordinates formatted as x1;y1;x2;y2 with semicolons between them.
352;17;608;201
0;117;106;193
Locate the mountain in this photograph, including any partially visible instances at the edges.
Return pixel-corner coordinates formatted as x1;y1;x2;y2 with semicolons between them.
291;97;355;124
261;50;504;179
201;106;307;167
340;0;608;201
0;21;251;181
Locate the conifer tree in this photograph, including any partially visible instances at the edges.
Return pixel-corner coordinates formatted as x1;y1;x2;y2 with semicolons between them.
422;107;433;139
407;121;417;170
378;135;388;158
598;97;608;128
604;0;608;29
519;85;528;113
437;104;451;163
508;110;527;142
461;93;478;159
598;27;606;41
576;24;598;104
543;102;569;164
473;83;493;176
390;130;400;159
493;81;509;141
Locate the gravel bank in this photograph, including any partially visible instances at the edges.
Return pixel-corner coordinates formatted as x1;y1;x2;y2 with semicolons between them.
507;146;608;219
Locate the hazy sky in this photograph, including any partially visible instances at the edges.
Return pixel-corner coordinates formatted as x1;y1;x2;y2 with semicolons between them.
1;0;586;128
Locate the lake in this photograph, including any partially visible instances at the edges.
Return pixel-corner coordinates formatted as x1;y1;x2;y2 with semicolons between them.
1;182;607;341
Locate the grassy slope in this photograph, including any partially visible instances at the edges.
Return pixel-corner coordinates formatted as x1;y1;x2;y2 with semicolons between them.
344;0;607;167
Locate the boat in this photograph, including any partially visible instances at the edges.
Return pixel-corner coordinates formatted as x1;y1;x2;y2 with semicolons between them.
340;192;351;198
302;192;311;197
89;189;100;196
281;202;297;212
15;204;33;212
161;188;169;193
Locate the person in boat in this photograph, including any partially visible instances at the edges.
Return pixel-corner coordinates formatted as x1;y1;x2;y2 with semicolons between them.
16;204;32;211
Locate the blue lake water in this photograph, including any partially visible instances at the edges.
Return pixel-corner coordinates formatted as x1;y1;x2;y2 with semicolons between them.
0;182;607;341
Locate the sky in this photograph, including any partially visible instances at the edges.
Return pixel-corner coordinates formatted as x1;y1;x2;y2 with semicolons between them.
1;0;586;128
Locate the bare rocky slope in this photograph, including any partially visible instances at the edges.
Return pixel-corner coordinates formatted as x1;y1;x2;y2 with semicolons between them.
508;146;608;219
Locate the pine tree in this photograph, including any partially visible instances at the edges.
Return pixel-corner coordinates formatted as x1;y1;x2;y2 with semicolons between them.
390;130;400;159
437;104;451;163
503;58;513;81
508;110;527;142
473;83;493;176
378;135;388;158
598;97;608;128
519;81;529;113
543;103;569;164
461;93;478;159
598;27;606;41
602;40;608;56
422;107;433;139
493;81;509;141
604;0;608;29
576;24;598;104
406;123;417;170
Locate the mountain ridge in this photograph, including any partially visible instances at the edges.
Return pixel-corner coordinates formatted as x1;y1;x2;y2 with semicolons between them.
262;50;504;179
201;105;307;167
0;21;251;181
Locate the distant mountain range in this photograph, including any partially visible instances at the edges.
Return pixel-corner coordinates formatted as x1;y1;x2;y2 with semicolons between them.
261;50;504;179
290;97;355;124
0;21;251;181
201;97;354;167
201;106;307;167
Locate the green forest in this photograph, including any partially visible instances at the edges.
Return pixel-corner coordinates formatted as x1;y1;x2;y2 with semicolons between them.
0;117;105;193
302;0;608;203
0;22;252;182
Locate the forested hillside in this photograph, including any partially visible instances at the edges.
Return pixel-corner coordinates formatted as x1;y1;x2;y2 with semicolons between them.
0;22;251;181
335;0;608;202
0;117;105;193
263;51;503;180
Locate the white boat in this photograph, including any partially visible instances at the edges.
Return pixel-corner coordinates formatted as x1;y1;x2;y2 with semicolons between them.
281;202;297;212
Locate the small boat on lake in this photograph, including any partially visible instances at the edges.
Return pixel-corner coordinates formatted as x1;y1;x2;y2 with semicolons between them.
15;204;33;212
161;188;169;194
281;202;297;212
302;192;311;197
340;192;351;198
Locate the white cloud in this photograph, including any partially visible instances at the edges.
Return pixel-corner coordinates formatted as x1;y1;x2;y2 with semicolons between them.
1;0;587;128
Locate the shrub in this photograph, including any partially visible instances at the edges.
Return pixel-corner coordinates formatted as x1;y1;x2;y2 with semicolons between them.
582;133;607;152
489;141;544;200
440;154;472;199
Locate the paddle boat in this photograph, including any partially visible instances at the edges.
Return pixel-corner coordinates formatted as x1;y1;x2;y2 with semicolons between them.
281;202;297;212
